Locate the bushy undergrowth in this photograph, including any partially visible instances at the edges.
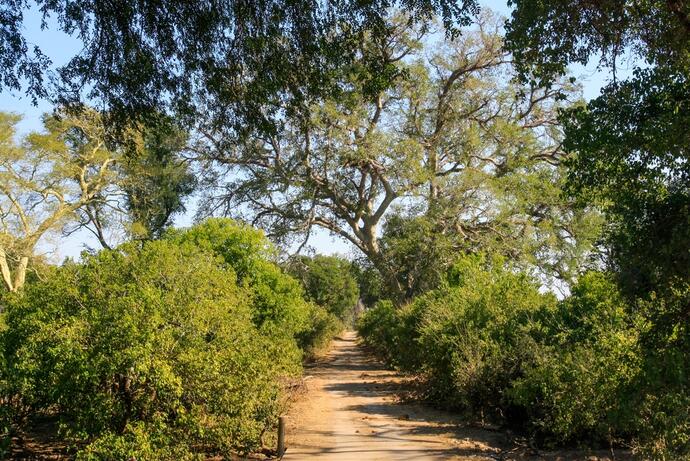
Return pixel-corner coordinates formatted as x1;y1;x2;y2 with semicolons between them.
287;254;359;327
357;255;689;459
166;218;342;354
0;219;341;459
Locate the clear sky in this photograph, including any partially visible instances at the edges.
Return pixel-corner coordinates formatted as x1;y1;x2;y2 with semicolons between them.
0;0;625;263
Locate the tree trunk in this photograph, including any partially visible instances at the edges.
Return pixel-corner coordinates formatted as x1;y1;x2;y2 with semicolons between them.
0;247;14;292
0;248;30;293
13;256;29;292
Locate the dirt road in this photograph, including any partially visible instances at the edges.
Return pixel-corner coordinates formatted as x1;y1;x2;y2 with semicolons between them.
283;331;506;460
283;331;630;461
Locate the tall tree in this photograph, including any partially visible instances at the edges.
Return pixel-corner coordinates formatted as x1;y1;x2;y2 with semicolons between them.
121;117;196;240
505;6;690;452
0;110;118;292
64;115;197;247
197;12;600;299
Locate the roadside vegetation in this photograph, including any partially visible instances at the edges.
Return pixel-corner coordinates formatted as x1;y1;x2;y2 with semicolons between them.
0;219;347;459
359;257;688;458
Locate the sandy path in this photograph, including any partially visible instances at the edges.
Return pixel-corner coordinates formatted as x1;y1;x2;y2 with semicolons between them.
282;332;632;461
282;331;506;460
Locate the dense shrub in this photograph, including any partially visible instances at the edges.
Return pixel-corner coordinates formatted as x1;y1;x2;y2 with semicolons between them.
167;218;343;355
631;282;690;459
357;300;400;359
296;302;343;356
1;239;297;458
0;309;9;459
166;218;310;338
509;272;641;445
410;255;556;415
358;260;690;458
287;255;359;326
359;254;556;413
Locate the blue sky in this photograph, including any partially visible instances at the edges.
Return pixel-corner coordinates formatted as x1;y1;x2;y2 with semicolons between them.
0;0;624;262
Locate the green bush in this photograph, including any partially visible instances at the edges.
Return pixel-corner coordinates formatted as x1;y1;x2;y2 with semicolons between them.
358;261;690;457
1;239;296;458
167;219;344;355
357;300;399;359
510;274;690;458
631;282;690;459
357;299;420;369
166;218;310;339
0;308;10;459
297;303;343;356
358;254;557;415
411;255;556;415
287;255;359;326
509;273;641;445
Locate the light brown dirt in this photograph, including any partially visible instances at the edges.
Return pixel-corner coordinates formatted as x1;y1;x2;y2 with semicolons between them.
282;331;632;461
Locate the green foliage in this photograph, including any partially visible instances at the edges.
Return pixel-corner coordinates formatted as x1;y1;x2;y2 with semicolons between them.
411;255;556;414
166;218;342;356
122;116;196;239
509;273;640;445
75;421;198;461
166;218;310;339
360;254;557;415
632;282;690;459
1;0;478;130
505;5;690;455
563;69;690;302
199;12;599;302
358;264;689;456
287;255;359;324
377;214;456;300
505;0;690;86
1;238;294;458
296;303;343;357
352;260;384;307
357;300;401;361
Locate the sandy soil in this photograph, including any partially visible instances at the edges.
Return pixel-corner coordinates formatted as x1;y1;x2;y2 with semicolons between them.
282;331;631;461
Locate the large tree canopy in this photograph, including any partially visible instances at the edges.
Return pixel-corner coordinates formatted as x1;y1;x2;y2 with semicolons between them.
505;0;690;85
506;4;690;430
1;0;479;128
563;69;690;299
505;0;690;299
196;12;600;299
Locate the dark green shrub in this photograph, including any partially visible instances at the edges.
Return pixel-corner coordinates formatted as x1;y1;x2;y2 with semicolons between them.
357;300;399;359
166;218;310;338
411;255;556;415
1;239;296;458
631;282;690;459
0;309;10;459
287;255;359;326
509;273;690;458
356;300;420;370
508;273;640;445
357;256;689;456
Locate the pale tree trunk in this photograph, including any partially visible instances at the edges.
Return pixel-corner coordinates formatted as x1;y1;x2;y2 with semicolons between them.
0;247;14;292
0;247;30;293
13;255;29;292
